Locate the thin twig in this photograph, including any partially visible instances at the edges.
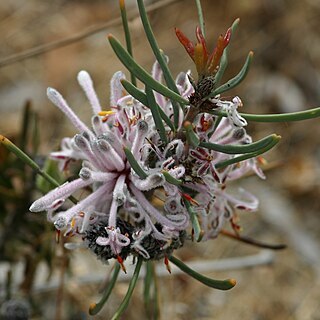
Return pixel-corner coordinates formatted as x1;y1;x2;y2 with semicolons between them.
0;0;180;68
221;229;287;250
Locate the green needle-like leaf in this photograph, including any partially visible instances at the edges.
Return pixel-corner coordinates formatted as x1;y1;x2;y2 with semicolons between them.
123;146;148;179
195;0;205;37
210;51;253;97
215;134;281;169
215;18;240;86
143;261;153;310
108;35;188;105
146;86;168;144
0;135;77;204
111;257;143;320
119;0;136;86
209;107;320;123
137;0;182;127
169;255;236;290
184;121;200;147
89;263;121;316
19;100;31;151
200;134;279;154
184;199;203;242
162;171;183;186
121;79;175;131
121;79;148;105
143;262;160;319
240;107;320;122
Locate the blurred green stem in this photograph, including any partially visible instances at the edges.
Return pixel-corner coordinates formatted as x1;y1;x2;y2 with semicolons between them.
195;0;205;36
89;263;121;315
119;0;136;86
0;135;77;204
111;257;143;320
169;255;236;290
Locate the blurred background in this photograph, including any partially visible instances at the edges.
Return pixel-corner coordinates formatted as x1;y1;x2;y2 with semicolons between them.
0;0;320;319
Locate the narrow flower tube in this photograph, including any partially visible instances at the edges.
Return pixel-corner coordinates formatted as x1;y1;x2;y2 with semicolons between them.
130;183;188;229
47;88;92;134
110;71;126;106
92;115;108;137
131;120;149;158
97;140;125;171
53;183;113;230
77;70;102;114
29;178;93;212
74;134;105;170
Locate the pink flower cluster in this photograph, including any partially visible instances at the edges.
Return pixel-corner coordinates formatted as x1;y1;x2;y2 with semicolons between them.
30;62;263;262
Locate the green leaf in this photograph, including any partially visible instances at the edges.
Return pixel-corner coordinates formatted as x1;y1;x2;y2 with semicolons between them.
240;107;320;122
208;106;320;123
137;0;183;128
162;171;183;186
210;51;253;97
121;79;148;105
143;261;153;309
215;134;281;169
184;199;203;242
195;0;205;37
19;100;32;151
123;146;148;179
108;35;188;105
184;121;200;147
143;261;160;319
146;86;168;144
168;255;236;290
121;79;175;131
89;263;121;316
215;18;240;86
119;0;136;86
111;257;143;320
200;134;279;154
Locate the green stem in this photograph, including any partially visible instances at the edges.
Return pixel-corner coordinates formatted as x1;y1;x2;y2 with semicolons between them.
111;257;143;320
0;135;77;204
195;0;205;37
89;263;121;316
119;0;136;86
169;255;236;290
151;262;160;320
184;121;200;147
143;261;153;315
19;100;31;151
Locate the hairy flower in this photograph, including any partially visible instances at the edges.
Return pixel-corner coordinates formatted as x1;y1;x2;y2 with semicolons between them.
30;62;263;263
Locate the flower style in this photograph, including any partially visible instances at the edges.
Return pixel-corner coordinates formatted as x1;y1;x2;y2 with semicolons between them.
29;60;263;264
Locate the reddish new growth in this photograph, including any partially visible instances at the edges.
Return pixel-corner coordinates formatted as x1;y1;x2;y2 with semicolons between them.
175;26;231;78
